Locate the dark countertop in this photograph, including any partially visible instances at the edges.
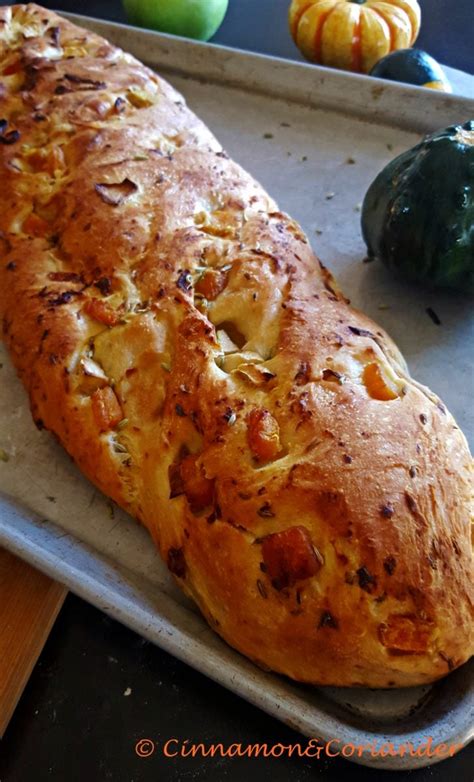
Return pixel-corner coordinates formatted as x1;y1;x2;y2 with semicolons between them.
0;2;473;780
1;595;473;782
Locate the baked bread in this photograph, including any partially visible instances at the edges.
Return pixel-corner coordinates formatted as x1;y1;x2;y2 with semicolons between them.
0;4;472;688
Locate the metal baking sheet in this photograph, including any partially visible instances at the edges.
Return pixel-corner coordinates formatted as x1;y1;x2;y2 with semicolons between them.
1;14;473;770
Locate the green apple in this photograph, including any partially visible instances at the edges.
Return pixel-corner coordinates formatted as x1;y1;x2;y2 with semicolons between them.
123;0;229;42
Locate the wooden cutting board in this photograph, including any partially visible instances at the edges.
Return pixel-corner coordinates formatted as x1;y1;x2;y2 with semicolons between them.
0;548;67;737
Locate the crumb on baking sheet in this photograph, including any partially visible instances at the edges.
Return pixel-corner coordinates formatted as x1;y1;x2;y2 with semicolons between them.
426;307;441;326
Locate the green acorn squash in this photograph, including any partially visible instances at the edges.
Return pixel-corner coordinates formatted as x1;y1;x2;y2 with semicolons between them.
361;121;474;291
370;49;451;93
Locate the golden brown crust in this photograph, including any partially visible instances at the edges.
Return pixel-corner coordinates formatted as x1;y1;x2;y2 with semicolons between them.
0;4;472;687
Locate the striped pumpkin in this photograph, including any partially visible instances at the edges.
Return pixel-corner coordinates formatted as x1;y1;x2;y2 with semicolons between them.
289;0;421;74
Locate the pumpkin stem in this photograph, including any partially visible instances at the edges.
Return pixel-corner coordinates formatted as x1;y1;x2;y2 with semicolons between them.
454;128;474;147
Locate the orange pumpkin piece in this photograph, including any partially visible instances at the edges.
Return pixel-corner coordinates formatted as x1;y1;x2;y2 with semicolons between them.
247;408;281;462
23;212;49;238
363;362;399;401
3;59;22;75
262;526;322;589
179;453;215;512
195;269;228;301
27;146;65;176
378;615;430;654
91;386;123;432
83;298;119;326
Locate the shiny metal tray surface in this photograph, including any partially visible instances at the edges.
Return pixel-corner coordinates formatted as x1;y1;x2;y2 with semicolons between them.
0;14;472;770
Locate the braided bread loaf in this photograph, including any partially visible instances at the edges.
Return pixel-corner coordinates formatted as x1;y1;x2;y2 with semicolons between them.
1;4;472;687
